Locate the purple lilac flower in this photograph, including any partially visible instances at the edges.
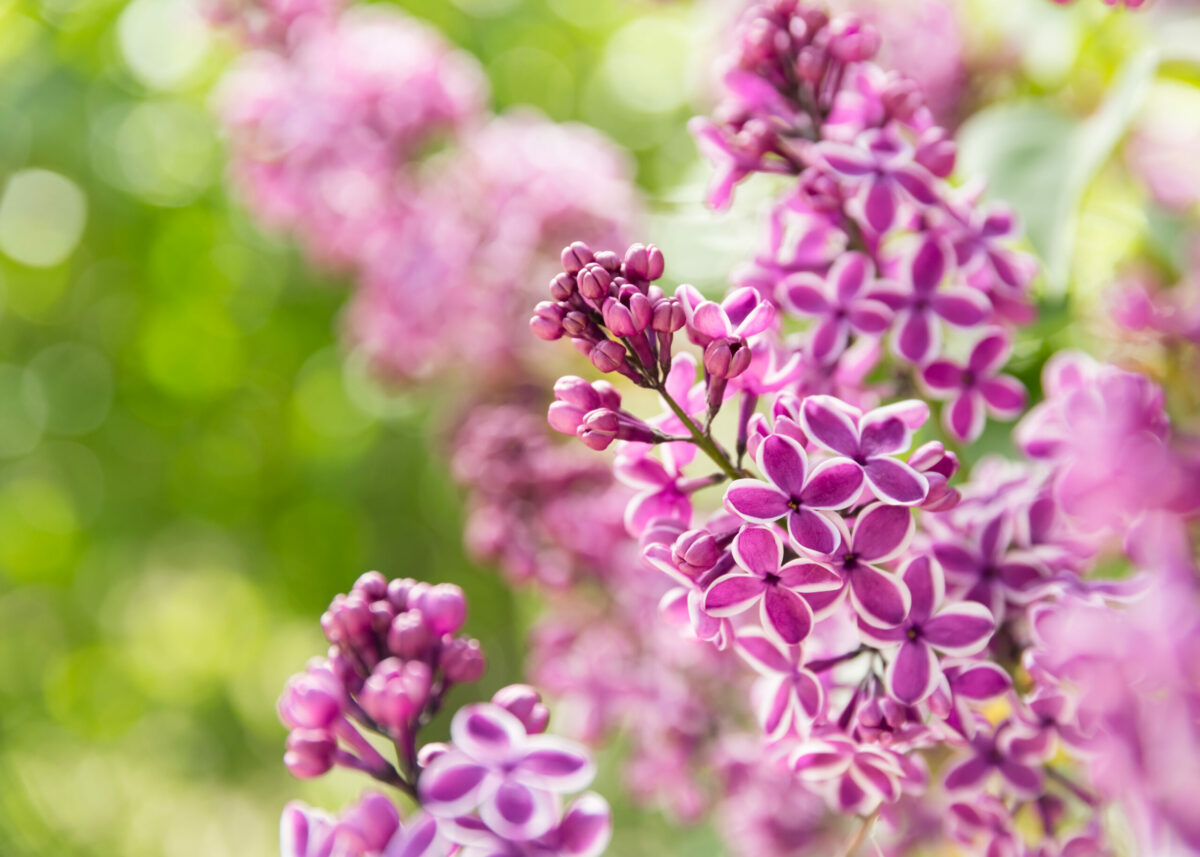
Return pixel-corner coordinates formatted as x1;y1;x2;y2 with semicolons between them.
800;395;930;506
931;511;1050;620
943;720;1044;799
779;251;896;364
723;432;864;554
920;329;1027;443
858;555;996;705
790;731;907;815
281;793;442;857
812;502;914;627
735;628;825;738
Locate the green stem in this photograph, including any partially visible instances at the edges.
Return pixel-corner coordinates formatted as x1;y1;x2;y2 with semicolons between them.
655;382;742;481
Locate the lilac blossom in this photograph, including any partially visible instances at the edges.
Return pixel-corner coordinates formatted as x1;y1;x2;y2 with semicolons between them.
778;251;895;364
735;628;826;738
921;329;1027;443
281;793;442;857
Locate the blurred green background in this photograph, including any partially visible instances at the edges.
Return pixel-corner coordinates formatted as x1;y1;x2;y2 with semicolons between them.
0;0;1197;853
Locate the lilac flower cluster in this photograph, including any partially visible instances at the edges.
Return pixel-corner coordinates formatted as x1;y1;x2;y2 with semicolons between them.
522;4;1199;853
215;0;636;382
278;572;610;857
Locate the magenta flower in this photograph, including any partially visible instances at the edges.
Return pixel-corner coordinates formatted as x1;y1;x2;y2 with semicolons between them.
614;454;694;536
929;659;1012;740
932;512;1050;620
790;732;906;814
281;793;442;857
943;721;1043;798
779;252;895;364
451;793;612;857
885;236;992;364
723;433;864;555
811;130;940;234
818;502;915;627
703;525;843;645
921;329;1027;443
419;703;596;843
676;284;775;348
800;396;929;506
735;628;825;739
858;556;996;704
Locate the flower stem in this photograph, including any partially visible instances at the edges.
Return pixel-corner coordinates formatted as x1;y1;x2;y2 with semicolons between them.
655;381;743;480
840;809;880;857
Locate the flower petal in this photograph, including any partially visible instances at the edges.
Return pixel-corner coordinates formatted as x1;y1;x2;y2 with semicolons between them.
847;298;893;334
800;458;864;509
923;602;996;656
852;503;915;562
932;288;991;327
450;705;527;765
943;390;986;443
947;661;1011;700
691;302;732;340
732;524;784;577
909;236;948;293
900;554;943;624
921;359;964;394
703;574;765;615
810;316;849;364
512;736;596;793
478;780;558;842
861;180;897;233
832;252;870;302
859;416;910;458
780;274;830;316
981;375;1026;417
735;628;794;675
944;755;990;792
968;330;1012;375
757;434;808;498
800;395;861;457
788;508;842;556
761;586;814;645
895;309;938;365
779;560;843;593
848;564;911;627
724;479;790;523
419;755;492;817
558;793;612;857
888;640;939;704
791;669;824;720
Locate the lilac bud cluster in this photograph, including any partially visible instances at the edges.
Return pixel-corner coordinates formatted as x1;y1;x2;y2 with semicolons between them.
279;572;481;788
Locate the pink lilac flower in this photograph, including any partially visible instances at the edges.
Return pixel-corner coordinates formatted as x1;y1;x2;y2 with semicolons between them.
920;329;1027;443
735;628;826;738
931;510;1050;620
858;555;996;705
800;396;930;505
703;525;843;645
778;251;896;364
723;432;864;554
281;793;442;857
943;720;1044;799
812;502;914;627
790;731;908;814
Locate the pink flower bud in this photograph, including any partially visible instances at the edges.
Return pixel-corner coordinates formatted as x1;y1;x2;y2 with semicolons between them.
530;302;565;341
548;400;588;435
827;14;879;62
340;792;400;853
592;380;621;411
561;241;594;275
354;571;388;600
284;728;336;778
387;610;431;659
492;684;550;734
672;529;720;576
549;272;575;301
386;577;416;610
440;637;486;683
652;297;686;333
417;583;466;635
577;263;613;301
278;665;343;729
623;243;665;283
589;340;628;374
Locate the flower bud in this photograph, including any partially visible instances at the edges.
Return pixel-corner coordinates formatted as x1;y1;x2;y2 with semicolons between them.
577;263;613;301
361;659;432;733
704;337;751;379
548;400;588;435
623;243;665;283
594;250;621;272
601;297;638;337
322;593;374;652
589;340;628;374
354;571;388;600
440;637;487;683
530;302;566;341
554;375;602;411
284;728;336;778
561;241;594;275
387;610;431;659
549;272;575;301
592;380;621;411
340;792;400;853
915;126;955;178
652;297;686;333
672;530;720;576
417;583;466;635
492;684;550;734
561;311;592;338
826;14;879;62
278;665;343;729
386;577;416;611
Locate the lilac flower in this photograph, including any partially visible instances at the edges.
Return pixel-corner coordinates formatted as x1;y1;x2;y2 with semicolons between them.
735;628;825;738
420;702;596;842
858;556;996;704
884;236;992;365
928;659;1012;741
452;793;611;857
810;130;940;234
779;252;896;364
921;330;1027;443
281;793;442;857
790;732;907;814
614;454;696;536
723;433;864;554
943;720;1044;799
703;525;842;645
932;511;1050;620
817;502;915;627
676;284;776;349
800;395;930;505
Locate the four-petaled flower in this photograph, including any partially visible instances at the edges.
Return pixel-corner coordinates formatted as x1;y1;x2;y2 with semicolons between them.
779;252;895;364
858;555;996;705
943;721;1044;799
790;731;907;815
420;703;596;843
724;433;864;555
800;396;930;506
703;525;843;645
932;512;1050;621
814;502;915;628
675;284;775;348
921;329;1027;443
735;628;825;739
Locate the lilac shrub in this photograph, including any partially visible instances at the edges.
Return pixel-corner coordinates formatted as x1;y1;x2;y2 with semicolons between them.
528;2;1199;854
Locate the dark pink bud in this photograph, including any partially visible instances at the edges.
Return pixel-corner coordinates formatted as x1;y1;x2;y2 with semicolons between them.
492;684;550;734
548;400;588;435
628;292;653;332
361;659;432;733
561;311;592;338
554;375;602;410
440;637;486;683
589;340;628;374
341;792;400;853
549;272;575;301
369;600;396;635
827;14;880;62
882;75;924;122
561;241;594;275
278;666;342;729
354;571;388;600
672;529;720;576
530;302;565;341
704;337;751;379
577;263;613;301
594;250;621;272
417;583;466;635
651;297;686;333
592;380;621;411
623;243;665;283
284;728;336;778
602;297;638;337
386;578;416;610
796;45;825;83
387;610;431;659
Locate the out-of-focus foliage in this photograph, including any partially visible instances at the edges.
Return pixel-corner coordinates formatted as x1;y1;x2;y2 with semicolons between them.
0;0;1198;854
